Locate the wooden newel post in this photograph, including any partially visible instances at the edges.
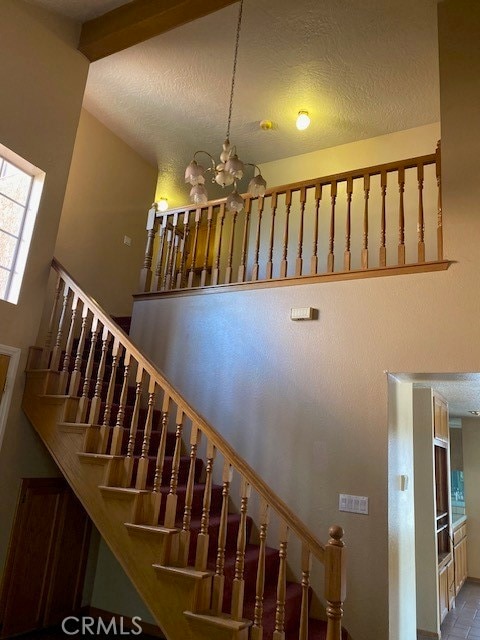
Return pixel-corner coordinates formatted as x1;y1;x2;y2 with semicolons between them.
139;204;157;292
325;525;346;640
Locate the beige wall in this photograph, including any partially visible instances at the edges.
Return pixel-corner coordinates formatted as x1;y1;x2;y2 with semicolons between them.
55;109;157;316
462;418;480;580
130;2;480;638
0;0;88;582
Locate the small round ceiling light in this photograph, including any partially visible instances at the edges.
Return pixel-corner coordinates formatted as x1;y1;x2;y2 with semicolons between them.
296;110;311;131
468;410;480;416
259;119;273;131
156;197;169;212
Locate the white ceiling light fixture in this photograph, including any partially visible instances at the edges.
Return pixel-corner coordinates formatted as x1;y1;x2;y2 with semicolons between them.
296;110;311;131
184;0;267;212
156;197;169;212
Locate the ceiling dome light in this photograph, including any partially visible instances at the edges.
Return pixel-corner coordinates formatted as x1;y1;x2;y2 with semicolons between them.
296;110;311;131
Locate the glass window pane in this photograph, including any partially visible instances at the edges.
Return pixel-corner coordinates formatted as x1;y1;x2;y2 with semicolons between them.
0;160;32;205
0;230;18;269
0;193;24;235
0;267;9;299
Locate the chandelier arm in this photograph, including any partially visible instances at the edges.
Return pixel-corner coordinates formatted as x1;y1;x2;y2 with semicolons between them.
193;150;217;171
226;0;244;141
244;162;262;176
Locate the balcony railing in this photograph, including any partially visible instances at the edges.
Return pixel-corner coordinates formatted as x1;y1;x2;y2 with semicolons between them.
139;142;446;295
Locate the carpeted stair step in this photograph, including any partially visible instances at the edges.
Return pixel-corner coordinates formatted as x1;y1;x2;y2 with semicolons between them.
243;581;304;640
285;617;349;640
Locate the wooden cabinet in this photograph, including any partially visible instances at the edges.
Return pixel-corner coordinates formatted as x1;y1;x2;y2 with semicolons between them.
414;388;452;635
453;521;468;595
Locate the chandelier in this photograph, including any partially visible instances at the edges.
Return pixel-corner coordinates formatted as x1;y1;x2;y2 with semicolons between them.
184;0;267;212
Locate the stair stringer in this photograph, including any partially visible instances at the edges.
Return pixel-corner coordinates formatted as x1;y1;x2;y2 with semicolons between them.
22;370;249;640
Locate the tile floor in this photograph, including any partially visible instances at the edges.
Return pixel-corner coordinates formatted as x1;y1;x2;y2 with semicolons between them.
440;580;480;639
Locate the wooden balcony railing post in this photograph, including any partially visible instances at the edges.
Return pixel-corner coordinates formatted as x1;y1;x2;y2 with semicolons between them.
152;216;167;291
272;521;289;640
231;478;251;620
344;178;353;272
311;184;322;275
238;198;251;282
327;182;337;273
252;198;264;282
251;499;270;640
398;167;406;265
176;211;190;289
417;162;425;262
361;175;370;269
266;193;278;279
325;526;346;640
212;461;233;614
212;204;225;286
436;140;443;260
280;190;292;278
379;171;387;267
296;187;306;277
139;205;157;292
187;208;202;288
164;213;178;290
200;206;214;287
225;210;238;284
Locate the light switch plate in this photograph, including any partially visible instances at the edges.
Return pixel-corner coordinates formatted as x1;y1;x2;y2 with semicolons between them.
339;493;369;515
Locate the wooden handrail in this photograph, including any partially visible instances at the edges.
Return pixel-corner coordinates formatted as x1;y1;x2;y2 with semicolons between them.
51;257;327;562
141;146;443;295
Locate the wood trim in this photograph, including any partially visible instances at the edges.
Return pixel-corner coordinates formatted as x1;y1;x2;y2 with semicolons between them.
133;260;452;300
79;0;239;62
156;152;438;219
50;258;327;563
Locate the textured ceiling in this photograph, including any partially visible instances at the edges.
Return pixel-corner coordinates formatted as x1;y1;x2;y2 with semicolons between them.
393;374;480;420
29;0;440;204
26;0;132;21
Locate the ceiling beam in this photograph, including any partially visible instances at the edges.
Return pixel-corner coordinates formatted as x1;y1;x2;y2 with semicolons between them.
79;0;239;62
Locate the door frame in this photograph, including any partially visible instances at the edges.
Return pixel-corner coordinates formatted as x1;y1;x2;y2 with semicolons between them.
0;344;21;452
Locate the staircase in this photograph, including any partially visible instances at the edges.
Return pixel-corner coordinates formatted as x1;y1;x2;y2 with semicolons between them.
22;259;348;640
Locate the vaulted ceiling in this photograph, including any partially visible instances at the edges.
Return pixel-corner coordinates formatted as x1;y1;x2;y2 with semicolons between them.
29;0;440;205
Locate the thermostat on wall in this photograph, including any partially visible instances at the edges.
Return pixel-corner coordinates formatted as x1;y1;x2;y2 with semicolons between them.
290;307;314;320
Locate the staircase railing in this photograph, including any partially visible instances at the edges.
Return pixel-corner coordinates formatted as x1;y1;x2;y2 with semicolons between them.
140;142;444;294
41;258;347;640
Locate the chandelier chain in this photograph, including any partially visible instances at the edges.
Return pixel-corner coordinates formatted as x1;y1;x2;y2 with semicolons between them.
226;0;244;141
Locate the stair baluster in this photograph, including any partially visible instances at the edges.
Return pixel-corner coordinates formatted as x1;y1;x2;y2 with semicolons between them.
124;360;143;486
252;197;264;282
200;206;213;287
211;203;225;286
150;392;170;523
280;191;291;278
68;305;90;397
238;198;251;282
187;208;202;288
77;317;100;423
195;441;216;571
88;325;111;427
272;522;289;640
266;192;278;280
327;182;337;273
310;184;322;275
178;423;201;567
152;217;167;291
344;178;353;272
398;167;406;266
135;378;158;491
251;499;270;640
299;544;312;640
42;275;62;367
50;282;71;372
225;211;238;284
231;478;251;620
417;162;425;262
175;211;190;289
100;338;123;454
163;407;185;528
212;461;233;614
58;293;79;394
295;187;306;277
379;171;387;267
362;175;370;269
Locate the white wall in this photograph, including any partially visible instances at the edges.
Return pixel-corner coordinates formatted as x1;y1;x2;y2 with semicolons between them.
130;2;480;637
0;0;88;581
55;109;158;316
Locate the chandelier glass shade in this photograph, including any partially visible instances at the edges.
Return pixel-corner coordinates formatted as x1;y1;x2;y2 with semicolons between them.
184;0;267;211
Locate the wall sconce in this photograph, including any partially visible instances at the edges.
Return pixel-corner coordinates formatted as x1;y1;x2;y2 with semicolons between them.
296;110;311;131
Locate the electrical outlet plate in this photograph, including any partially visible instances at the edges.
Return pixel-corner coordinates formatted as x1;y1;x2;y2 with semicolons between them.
339;494;369;515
